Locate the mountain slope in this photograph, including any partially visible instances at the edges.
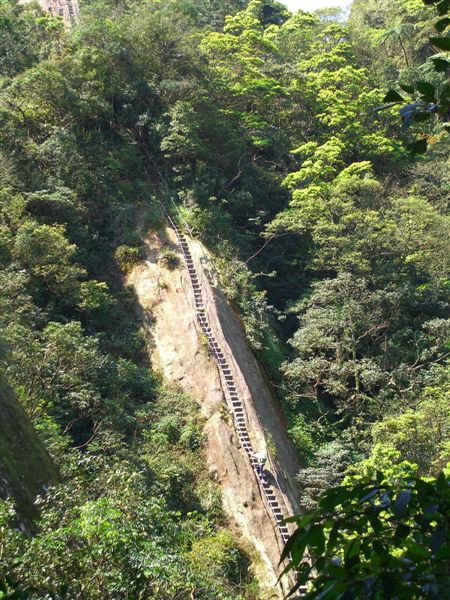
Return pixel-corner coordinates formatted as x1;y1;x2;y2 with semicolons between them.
0;376;58;524
128;223;301;595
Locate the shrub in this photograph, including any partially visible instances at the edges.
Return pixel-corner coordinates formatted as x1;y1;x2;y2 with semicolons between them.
159;246;180;271
114;245;143;273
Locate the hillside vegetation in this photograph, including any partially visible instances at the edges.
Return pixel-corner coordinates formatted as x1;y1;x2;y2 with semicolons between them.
0;376;58;522
0;0;449;598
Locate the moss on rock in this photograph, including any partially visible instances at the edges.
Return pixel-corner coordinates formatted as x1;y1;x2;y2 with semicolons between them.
0;376;58;523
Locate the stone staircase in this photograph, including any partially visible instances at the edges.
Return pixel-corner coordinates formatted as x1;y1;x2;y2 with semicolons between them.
167;216;291;547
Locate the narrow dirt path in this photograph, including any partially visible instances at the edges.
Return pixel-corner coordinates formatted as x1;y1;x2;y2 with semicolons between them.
128;225;301;596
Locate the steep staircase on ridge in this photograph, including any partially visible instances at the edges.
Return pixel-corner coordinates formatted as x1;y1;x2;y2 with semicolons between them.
165;214;291;547
26;0;79;25
65;0;76;20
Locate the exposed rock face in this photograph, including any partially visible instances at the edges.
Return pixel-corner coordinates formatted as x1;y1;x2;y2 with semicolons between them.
128;226;301;597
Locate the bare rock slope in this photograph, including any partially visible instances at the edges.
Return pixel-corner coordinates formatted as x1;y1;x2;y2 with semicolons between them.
128;225;300;595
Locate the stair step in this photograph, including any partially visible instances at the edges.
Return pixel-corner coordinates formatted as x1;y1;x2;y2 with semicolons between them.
172;217;297;556
274;511;283;519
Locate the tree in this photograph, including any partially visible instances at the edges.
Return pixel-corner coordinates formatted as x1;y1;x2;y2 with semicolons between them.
381;0;450;152
0;0;61;78
372;381;450;475
13;222;85;301
283;468;450;599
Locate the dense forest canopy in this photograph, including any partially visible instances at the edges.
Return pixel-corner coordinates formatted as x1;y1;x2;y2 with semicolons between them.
0;0;448;597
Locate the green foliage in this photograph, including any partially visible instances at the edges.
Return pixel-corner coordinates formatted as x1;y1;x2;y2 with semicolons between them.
0;377;58;522
371;382;450;475
283;468;450;599
13;222;85;300
296;440;359;511
114;244;144;273
378;0;450;152
281;273;450;435
77;280;114;314
0;0;449;594
189;529;251;585
345;444;420;484
159;246;181;271
0;0;61;77
215;244;275;352
1;486;249;599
